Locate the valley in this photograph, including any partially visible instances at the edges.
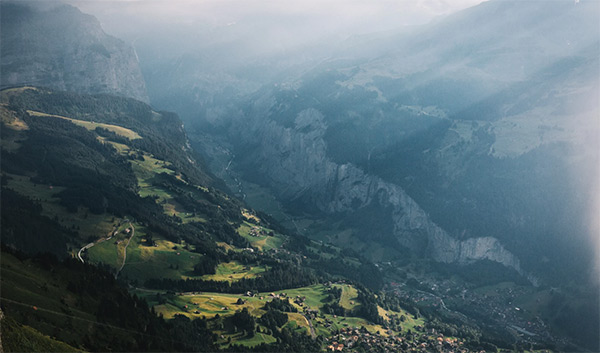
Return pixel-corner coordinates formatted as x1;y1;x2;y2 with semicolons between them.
1;1;598;352
0;83;587;352
1;85;565;352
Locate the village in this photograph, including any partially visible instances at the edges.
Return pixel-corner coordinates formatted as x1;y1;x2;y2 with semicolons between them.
324;326;471;352
231;285;479;352
385;275;565;350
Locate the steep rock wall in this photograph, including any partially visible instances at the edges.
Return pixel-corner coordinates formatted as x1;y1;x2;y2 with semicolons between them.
0;3;148;103
234;102;523;273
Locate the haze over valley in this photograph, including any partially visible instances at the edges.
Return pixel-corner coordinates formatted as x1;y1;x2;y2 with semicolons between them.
1;1;598;352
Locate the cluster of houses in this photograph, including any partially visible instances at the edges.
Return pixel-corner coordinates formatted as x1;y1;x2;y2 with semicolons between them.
248;226;266;237
325;327;472;352
249;225;277;238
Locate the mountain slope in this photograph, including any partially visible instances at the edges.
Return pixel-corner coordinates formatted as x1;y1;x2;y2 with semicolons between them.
3;86;553;352
1;86;414;351
0;86;242;259
0;2;148;102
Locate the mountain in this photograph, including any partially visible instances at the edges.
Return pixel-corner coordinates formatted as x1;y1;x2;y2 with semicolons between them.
184;0;599;285
0;87;436;352
1;0;599;351
0;2;148;102
3;86;524;352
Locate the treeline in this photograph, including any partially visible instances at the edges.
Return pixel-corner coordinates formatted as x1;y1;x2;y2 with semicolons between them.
226;309;322;353
263;298;297;313
377;291;421;319
146;262;318;293
0;186;73;256
226;327;322;352
352;285;383;324
319;284;383;324
309;256;383;291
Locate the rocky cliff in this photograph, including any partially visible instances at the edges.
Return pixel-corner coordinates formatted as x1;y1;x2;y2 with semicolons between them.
0;3;148;103
233;100;525;275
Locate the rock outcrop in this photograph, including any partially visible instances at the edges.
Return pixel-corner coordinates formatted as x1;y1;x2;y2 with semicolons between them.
0;2;148;103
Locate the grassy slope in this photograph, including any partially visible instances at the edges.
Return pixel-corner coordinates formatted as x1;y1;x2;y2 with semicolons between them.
133;282;415;347
121;236;200;281
1;88;428;350
335;283;359;311
238;221;285;251
27;110;141;139
202;261;268;282
110;140;207;224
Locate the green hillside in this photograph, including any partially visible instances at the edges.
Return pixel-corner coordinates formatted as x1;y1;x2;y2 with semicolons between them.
0;87;520;352
1;315;81;353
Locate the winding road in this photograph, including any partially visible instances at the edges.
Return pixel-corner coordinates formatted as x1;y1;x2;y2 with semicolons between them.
115;222;135;279
303;313;316;339
77;223;120;263
77;242;95;263
76;219;135;279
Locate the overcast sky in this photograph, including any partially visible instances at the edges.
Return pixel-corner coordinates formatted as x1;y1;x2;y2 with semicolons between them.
68;0;488;41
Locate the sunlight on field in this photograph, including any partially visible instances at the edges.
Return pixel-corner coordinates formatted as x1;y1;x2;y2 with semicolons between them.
151;292;267;319
287;312;311;331
202;261;268;282
241;209;261;223
120;235;202;281
335;284;359;310
237;222;284;251
27;110;142;139
1;105;28;131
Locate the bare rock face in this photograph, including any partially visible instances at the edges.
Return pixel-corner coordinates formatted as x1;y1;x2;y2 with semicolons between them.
1;3;148;103
235;100;525;275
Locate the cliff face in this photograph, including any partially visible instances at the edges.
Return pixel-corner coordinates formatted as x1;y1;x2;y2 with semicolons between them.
234;100;524;274
0;3;148;103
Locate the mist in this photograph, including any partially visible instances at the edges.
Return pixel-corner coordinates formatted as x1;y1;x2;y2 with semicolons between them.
60;1;599;279
68;0;486;59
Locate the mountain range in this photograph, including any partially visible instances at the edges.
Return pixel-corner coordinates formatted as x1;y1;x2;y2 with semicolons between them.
1;0;598;352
